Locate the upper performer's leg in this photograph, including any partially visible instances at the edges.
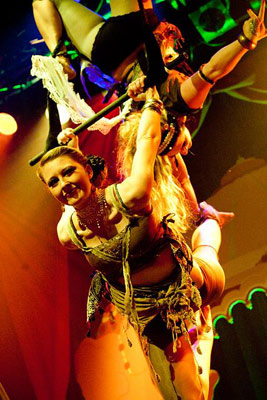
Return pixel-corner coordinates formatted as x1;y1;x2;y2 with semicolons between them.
32;0;105;59
190;203;234;302
32;0;155;80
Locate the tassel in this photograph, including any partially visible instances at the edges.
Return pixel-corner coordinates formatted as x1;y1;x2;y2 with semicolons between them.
198;365;203;375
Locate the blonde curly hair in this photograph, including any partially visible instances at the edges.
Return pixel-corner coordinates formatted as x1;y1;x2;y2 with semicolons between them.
117;111;192;239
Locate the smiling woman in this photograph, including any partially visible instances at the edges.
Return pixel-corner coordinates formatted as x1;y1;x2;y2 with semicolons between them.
35;77;235;399
37;147;94;208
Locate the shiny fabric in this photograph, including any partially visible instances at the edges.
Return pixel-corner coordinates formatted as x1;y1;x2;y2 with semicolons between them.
91;11;147;75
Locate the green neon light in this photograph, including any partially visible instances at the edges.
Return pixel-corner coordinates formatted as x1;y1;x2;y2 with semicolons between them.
12;85;22;90
188;0;237;43
228;300;247;317
213;314;228;326
213;287;267;339
154;0;186;5
0;87;8;92
250;1;261;9
170;0;179;10
103;11;111;19
248;287;266;302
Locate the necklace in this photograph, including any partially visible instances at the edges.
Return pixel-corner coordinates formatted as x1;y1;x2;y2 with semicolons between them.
76;189;108;231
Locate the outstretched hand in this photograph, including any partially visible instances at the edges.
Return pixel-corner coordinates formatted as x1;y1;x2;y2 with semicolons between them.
199;201;235;229
57;128;79;149
243;0;267;42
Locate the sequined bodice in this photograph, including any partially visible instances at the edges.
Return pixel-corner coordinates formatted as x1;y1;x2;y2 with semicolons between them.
67;212;171;279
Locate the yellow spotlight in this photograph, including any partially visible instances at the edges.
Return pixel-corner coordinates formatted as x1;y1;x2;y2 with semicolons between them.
0;113;18;135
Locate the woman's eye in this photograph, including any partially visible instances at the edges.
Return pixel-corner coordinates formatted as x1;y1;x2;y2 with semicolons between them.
48;178;58;188
64;167;75;176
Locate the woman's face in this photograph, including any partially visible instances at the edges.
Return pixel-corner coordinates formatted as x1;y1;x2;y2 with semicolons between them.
154;23;183;65
166;126;192;157
161;38;179;65
40;155;92;209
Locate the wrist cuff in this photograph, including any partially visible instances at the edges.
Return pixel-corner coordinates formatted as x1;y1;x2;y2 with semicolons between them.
237;33;257;50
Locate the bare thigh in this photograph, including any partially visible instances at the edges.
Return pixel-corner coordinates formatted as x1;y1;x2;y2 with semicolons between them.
53;0;105;58
192;247;225;305
147;338;206;400
143;315;207;400
109;0;153;16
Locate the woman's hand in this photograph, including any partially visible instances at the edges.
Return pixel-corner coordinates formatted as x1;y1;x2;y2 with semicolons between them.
243;0;267;43
57;128;79;149
127;76;160;102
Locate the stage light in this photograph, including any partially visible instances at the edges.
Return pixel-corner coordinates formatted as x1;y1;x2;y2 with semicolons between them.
0;113;18;135
188;0;237;42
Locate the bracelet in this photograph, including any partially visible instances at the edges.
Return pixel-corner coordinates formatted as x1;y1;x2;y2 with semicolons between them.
142;99;163;115
237;33;257;50
198;65;215;85
194;244;218;254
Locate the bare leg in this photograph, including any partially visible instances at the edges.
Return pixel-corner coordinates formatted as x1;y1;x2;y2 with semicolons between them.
32;0;80;79
190;219;224;292
109;0;153;16
191;203;234;301
143;315;206;399
32;0;104;59
33;0;154;58
147;335;206;399
189;305;214;400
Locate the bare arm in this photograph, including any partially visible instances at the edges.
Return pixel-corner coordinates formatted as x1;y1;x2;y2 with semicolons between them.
172;154;200;216
181;0;267;109
114;78;162;213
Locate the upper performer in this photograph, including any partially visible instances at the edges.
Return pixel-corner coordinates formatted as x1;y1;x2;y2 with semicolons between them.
32;0;267;115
